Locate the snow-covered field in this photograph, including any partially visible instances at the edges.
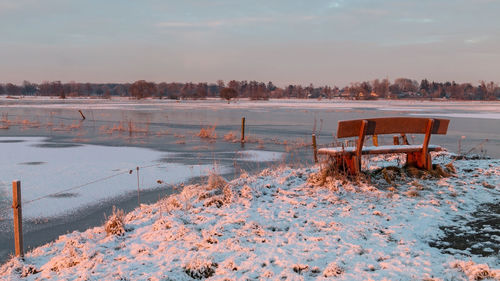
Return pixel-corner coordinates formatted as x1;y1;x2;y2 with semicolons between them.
1;153;498;280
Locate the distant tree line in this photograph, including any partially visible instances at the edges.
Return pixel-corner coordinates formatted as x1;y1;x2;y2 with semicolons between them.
0;78;499;101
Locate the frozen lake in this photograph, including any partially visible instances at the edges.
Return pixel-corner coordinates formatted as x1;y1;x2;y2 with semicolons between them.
0;97;499;262
1;98;498;157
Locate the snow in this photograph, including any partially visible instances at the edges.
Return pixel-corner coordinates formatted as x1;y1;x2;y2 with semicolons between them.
0;137;231;219
234;150;285;162
410;113;500;120
2;97;499;115
1;152;498;280
318;144;442;155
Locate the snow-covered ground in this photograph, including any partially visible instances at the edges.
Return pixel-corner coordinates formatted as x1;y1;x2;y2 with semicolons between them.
1;153;498;280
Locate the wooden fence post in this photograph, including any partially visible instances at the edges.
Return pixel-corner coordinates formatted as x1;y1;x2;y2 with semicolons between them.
136;167;140;205
312;134;318;163
12;180;23;258
78;110;86;120
241;117;245;144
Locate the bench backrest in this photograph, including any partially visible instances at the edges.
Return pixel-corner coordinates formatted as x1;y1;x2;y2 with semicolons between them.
337;117;449;138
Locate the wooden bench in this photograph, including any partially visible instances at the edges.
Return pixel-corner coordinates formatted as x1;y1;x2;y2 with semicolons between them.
317;117;450;175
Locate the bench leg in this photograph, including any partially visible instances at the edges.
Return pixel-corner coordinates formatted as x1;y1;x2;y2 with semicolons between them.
338;155;360;175
406;152;432;170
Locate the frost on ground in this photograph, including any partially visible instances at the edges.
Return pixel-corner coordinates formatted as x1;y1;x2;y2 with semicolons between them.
0;153;499;280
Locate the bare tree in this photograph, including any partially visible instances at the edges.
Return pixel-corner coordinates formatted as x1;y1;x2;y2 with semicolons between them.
220;87;238;103
216;80;225;89
394;78;418;93
129;80;156;99
372;79;389;98
22;81;37;96
195;83;208;99
6;83;21;95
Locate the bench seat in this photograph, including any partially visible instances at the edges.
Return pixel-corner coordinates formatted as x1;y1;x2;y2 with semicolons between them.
318;144;443;156
316;117;450;174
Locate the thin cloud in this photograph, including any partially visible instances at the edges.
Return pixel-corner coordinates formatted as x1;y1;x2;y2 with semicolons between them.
464;36;489;44
380;37;443;47
154;15;318;29
328;0;344;9
156;21;224;28
399;18;435;23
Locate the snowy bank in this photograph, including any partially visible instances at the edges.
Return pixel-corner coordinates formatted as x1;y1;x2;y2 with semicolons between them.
0;153;499;280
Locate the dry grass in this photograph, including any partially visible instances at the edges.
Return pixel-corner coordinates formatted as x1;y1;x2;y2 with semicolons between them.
243;134;263;144
308;158;351;189
0;113;9;129
323;262;344;277
68;122;81;130
223;131;238;142
111;122;126;133
405;189;420;197
197;126;217;139
256;141;265;149
445;162;456;174
292;264;309;274
52;122;71;131
375;163;452;184
155;129;170;136
381;167;400;185
183;258;218;279
197;169;234;208
451;260;499;281
104;206;125;236
430;164;451;178
1;113;9;123
207;171;227;190
98;120;150;136
99;125;111;134
20;119;41;129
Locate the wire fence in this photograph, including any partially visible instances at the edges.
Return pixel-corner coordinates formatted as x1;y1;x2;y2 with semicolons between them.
0;114;321;218
0;162;164;215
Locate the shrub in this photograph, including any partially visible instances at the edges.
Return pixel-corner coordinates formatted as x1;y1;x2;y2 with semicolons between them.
104;206;125;236
183;258;218;279
207;171;227;191
323;262;344;277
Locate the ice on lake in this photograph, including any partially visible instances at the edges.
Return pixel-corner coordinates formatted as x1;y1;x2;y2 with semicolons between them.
0;137;232;219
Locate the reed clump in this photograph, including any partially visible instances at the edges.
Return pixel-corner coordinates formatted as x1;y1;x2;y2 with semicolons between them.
197;126;217;139
104;206;125;236
223;131;238;142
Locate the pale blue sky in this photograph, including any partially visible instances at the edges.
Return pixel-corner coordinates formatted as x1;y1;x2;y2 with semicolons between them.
1;0;499;86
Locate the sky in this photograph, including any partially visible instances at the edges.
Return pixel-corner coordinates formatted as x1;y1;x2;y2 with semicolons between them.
0;0;499;87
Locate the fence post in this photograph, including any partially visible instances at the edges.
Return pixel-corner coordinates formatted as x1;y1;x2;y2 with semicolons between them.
312;134;318;163
12;180;23;258
78;110;86;120
241;117;245;144
136;167;140;205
